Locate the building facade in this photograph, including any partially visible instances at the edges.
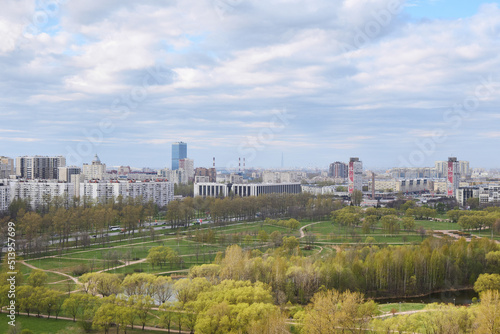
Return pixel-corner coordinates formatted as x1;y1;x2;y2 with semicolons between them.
8;179;74;210
446;157;461;197
0;181;10;212
456;186;480;207
194;182;302;197
172;142;187;170
80;180;174;207
82;155;107;180
329;162;348;179
16;156;66;180
179;158;194;182
348;157;363;194
0;156;15;179
194;167;216;182
58;166;81;182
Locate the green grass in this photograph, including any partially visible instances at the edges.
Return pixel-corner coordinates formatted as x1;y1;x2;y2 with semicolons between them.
0;314;76;334
0;313;175;334
378;302;426;313
414;219;459;230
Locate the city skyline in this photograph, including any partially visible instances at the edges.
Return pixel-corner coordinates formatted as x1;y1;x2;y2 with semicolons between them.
2;0;500;168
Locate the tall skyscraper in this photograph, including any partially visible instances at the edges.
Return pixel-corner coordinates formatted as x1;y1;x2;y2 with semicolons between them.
348;157;363;194
447;157;460;197
172;142;187;170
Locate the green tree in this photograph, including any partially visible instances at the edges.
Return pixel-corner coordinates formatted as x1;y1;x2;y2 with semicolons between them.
474;274;500;294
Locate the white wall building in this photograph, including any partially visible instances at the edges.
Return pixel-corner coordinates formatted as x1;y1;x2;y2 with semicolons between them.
79;180;173;207
478;185;500;205
0;181;10;212
9;179;74;210
194;182;301;197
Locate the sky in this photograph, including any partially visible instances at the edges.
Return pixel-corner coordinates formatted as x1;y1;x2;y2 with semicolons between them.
1;0;500;170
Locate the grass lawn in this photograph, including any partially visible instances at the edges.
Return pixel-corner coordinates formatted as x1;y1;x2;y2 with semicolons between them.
0;313;175;334
0;314;76;334
414;220;459;230
378;302;426;314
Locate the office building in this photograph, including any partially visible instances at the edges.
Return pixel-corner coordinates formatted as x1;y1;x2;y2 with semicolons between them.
348;157;363;194
172;142;187;170
16;156;66;180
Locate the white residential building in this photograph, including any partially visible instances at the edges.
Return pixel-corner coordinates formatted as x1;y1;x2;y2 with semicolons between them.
9;179;74;210
82;154;107;180
0;156;15;179
478;185;500;205
58;166;81;182
79;180;173;207
194;182;301;197
16;156;66;179
0;181;10;212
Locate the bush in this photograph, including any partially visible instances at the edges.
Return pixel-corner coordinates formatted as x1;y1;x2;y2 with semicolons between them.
71;264;89;276
133;268;144;273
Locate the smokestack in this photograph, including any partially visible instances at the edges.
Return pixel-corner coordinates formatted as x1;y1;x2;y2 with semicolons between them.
213;157;215;168
243;158;245;172
239;157;241;172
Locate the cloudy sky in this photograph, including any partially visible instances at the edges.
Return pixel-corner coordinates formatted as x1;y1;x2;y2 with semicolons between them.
1;0;500;170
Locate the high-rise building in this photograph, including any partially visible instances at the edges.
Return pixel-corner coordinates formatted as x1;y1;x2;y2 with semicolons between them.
0;181;9;212
179;158;194;182
459;161;471;179
58;166;82;182
348;157;363;194
329;162;348;178
82;154;107;180
16;156;66;179
446;157;460;197
172;142;187;170
0;156;14;179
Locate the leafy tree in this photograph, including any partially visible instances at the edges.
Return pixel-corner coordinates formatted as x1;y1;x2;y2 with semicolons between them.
474;274;500;294
475;290;500;333
27;270;48;287
303;289;377;333
351;190;363;206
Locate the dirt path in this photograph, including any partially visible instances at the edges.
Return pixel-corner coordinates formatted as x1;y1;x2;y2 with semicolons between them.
20;260;81;286
299;222;322;238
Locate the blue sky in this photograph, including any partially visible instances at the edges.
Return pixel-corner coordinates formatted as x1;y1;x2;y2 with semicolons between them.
1;0;500;170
